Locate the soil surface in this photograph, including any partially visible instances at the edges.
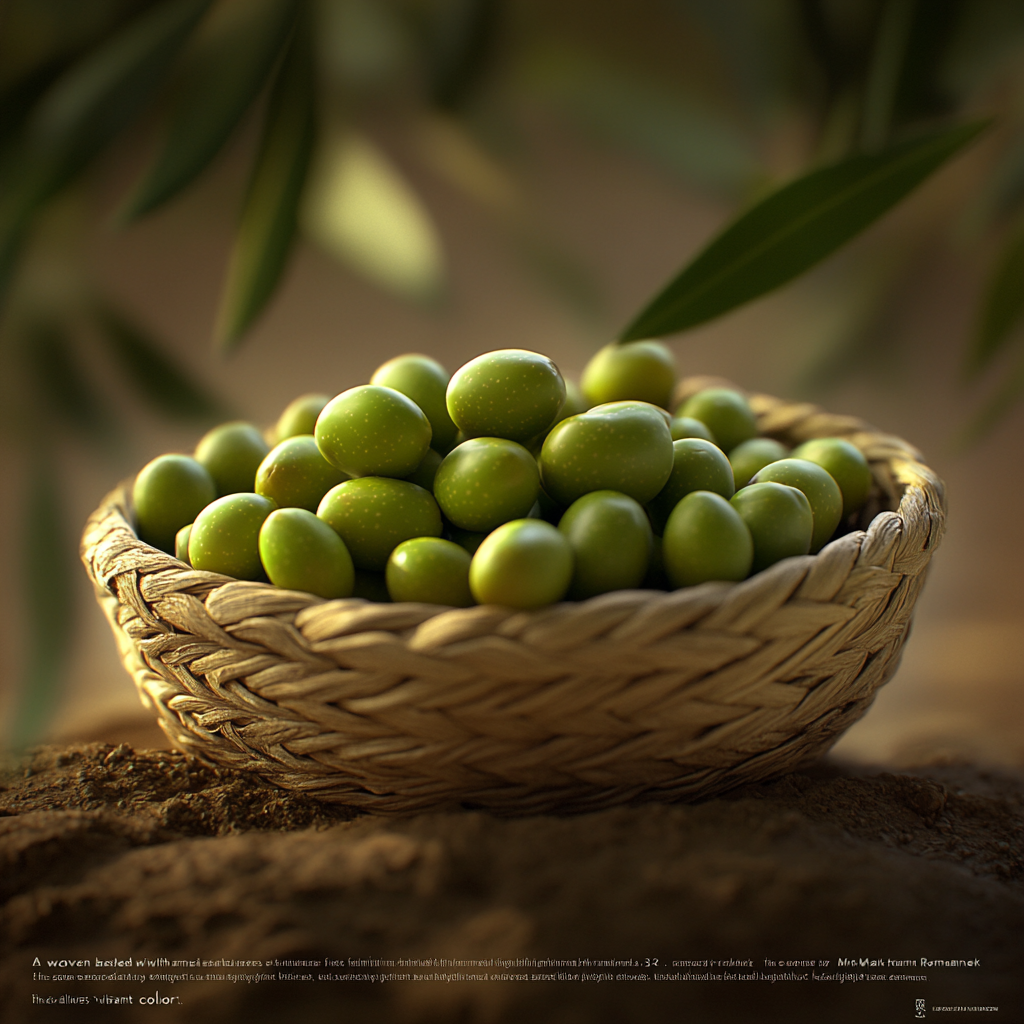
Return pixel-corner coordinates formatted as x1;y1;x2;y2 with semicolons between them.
1;744;1021;1024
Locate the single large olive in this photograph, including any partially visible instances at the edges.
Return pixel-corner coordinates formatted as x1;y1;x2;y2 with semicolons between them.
539;401;674;507
255;435;349;512
259;507;355;598
317;476;442;571
371;353;458;453
469;519;573;609
433;437;540;532
729;437;789;490
662;491;753;587
580;340;676;409
676;388;758;454
752;458;843;552
188;492;277;580
132;453;216;553
730;482;813;573
646;438;735;534
558;490;652;599
791;437;872;519
315;385;432;478
194;421;271;496
386;537;473;606
274;393;331;443
446;349;566;444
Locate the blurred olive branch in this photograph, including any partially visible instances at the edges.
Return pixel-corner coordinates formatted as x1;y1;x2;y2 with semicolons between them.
2;0;1024;745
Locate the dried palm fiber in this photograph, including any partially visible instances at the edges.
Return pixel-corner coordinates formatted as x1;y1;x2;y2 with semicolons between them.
81;379;945;814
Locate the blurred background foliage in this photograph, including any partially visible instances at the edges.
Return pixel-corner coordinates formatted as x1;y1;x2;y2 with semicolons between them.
2;0;1024;745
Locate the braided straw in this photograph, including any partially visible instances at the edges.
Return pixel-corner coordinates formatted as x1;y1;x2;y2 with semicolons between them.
80;381;945;814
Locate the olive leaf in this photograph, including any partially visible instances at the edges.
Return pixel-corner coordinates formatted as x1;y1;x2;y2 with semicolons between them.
301;132;445;303
619;120;988;342
92;301;226;420
25;317;119;447
965;221;1024;379
12;450;74;748
120;0;297;221
213;16;316;352
0;0;211;296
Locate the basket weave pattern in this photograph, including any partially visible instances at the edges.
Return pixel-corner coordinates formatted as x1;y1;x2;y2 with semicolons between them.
81;383;946;814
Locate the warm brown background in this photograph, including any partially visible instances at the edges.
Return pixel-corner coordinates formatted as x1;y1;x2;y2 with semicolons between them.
0;110;1021;768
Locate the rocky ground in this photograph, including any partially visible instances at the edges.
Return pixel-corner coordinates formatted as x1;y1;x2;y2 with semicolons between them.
1;743;1021;1024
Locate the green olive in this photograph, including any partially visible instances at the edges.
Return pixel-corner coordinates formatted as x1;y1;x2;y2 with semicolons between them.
258;507;355;598
539;401;673;507
194;421;271;496
133;454;216;553
188;492;277;580
730;482;813;573
646;438;735;534
255;435;349;512
175;523;192;565
670;416;714;442
752;458;843;553
446;349;566;443
676;389;757;454
558;490;652;599
317;476;442;571
791;437;872;519
433;437;540;532
662;491;753;587
274;393;331;442
580;340;676;409
469;519;573;609
371;353;458;453
729;437;790;490
315;385;432;478
386;537;474;606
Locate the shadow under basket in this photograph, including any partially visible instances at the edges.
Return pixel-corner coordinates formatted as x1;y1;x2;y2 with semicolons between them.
81;380;946;815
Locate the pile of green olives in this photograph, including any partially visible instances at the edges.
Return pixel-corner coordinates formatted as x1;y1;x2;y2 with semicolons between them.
131;343;874;611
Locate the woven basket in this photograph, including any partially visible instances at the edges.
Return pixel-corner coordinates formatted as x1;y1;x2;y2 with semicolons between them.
81;379;945;814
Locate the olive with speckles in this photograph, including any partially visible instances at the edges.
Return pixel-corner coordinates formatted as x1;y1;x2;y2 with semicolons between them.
188;492;277;580
255;435;349;511
132;453;216;553
469;519;573;609
317;476;442;571
315;385;432;479
194;421;270;496
433;437;540;532
446;349;565;444
386;536;473;606
259;507;355;598
539;401;673;508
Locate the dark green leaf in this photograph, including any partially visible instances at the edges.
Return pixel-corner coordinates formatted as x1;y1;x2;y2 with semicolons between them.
25;318;118;446
0;0;211;293
966;220;1024;378
619;120;988;342
121;0;296;221
12;450;74;748
92;301;227;420
22;0;212;198
428;0;499;111
214;16;315;351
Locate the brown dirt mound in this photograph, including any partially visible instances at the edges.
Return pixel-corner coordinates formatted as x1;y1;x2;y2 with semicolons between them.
1;744;1021;1023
